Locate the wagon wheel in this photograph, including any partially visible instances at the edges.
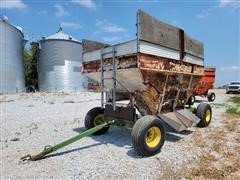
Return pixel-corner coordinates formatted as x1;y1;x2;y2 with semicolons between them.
84;107;110;135
187;95;195;106
131;115;165;156
196;103;212;127
207;92;216;102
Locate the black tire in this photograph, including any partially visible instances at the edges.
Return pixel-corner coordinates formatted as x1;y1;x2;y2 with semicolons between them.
187;95;195;106
84;107;109;135
131;115;165;156
207;92;216;102
196;103;212;127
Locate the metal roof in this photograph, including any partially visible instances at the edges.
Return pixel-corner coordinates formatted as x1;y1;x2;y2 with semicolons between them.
0;18;24;37
43;27;80;43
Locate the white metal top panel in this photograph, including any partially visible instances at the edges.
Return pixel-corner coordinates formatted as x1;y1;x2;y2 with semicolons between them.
83;39;203;66
139;40;180;60
83;40;137;62
183;54;204;66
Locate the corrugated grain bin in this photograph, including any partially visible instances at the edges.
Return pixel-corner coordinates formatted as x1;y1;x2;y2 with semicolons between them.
38;28;87;92
0;18;26;93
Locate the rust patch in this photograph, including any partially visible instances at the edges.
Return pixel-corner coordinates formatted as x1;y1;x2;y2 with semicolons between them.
135;70;201;114
139;53;204;75
83;52;203;115
83;54;138;73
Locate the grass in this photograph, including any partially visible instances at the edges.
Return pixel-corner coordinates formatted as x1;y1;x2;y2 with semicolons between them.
225;96;240;115
211;103;226;109
228;96;240;105
225;106;240;115
183;114;240;179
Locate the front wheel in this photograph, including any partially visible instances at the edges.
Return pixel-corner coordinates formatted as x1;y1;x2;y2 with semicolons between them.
131;115;165;156
196;103;212;127
84;107;109;135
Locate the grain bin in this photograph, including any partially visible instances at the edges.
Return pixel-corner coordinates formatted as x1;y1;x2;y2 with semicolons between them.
38;28;86;92
0;18;26;93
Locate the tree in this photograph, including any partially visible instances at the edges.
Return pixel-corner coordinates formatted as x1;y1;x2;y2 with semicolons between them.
23;43;39;89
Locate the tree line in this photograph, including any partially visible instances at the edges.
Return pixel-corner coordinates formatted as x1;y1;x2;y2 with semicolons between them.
23;43;38;90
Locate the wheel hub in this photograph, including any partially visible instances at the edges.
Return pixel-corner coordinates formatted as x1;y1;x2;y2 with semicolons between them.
94;114;106;126
145;127;161;148
205;109;211;122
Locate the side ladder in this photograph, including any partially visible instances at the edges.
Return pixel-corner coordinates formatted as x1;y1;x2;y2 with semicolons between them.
100;46;117;111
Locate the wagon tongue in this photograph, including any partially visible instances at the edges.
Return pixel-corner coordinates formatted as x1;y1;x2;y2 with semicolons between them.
159;109;200;132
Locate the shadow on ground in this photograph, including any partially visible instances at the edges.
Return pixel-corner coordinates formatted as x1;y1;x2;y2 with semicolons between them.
43;143;102;160
41;123;194;160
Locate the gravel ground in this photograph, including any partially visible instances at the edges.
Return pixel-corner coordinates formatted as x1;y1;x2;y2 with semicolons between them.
0;89;237;179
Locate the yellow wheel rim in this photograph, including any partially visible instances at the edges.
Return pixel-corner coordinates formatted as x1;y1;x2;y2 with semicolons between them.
205;109;211;122
145;127;161;148
94;114;104;126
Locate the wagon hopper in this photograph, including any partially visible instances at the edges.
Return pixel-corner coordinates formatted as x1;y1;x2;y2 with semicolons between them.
82;10;212;156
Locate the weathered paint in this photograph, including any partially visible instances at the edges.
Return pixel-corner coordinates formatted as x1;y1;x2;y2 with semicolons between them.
137;10;204;59
85;68;146;92
138;53;204;75
136;70;201;115
83;52;203;115
83;54;138;73
193;67;216;96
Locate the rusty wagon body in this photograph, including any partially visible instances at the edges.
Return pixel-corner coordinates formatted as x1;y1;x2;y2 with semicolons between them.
82;10;212;156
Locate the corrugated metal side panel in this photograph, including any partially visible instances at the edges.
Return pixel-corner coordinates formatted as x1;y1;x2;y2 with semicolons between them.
83;40;137;62
38;40;87;92
139;40;180;60
183;54;204;66
0;21;25;93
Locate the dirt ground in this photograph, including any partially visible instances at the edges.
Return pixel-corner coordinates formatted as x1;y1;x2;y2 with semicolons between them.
176;113;240;179
0;89;239;179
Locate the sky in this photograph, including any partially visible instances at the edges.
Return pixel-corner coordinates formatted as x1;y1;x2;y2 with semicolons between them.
0;0;239;87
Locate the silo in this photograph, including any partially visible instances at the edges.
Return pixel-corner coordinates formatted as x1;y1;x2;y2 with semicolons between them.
0;18;25;93
38;28;86;92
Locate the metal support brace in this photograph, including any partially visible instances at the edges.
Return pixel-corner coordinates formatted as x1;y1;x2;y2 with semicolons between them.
158;73;169;113
173;74;183;110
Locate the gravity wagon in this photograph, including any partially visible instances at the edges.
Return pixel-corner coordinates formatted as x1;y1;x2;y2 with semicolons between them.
82;10;212;156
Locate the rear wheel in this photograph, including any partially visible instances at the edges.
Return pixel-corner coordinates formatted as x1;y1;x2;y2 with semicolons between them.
131;115;165;156
196;103;212;127
207;92;216;102
187;95;195;106
84;107;109;135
